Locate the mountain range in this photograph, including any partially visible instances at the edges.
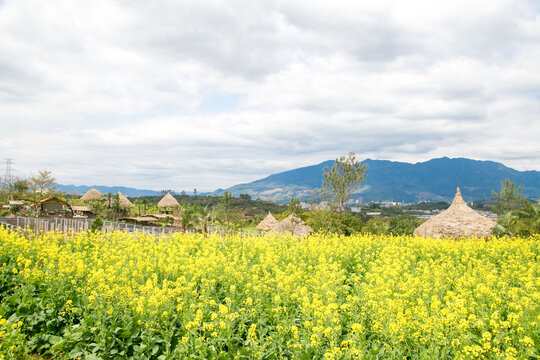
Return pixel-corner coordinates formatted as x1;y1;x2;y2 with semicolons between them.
56;184;160;197
57;157;540;203
212;157;540;203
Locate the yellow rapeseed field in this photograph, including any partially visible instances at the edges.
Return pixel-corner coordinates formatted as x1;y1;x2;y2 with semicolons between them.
0;227;538;359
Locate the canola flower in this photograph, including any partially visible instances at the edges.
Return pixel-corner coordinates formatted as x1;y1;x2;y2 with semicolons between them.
0;227;538;359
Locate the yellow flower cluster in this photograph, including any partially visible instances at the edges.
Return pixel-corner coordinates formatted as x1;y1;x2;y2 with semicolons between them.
0;227;538;359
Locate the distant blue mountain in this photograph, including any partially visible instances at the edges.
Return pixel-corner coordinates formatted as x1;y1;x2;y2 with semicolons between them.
213;157;540;203
57;184;160;197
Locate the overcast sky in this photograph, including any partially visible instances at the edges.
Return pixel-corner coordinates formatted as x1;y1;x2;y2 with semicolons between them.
1;0;539;192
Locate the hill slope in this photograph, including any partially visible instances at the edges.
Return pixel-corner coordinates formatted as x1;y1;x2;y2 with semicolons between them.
57;184;160;197
214;157;540;203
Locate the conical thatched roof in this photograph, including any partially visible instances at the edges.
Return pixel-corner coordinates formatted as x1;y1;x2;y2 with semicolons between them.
269;213;314;237
158;192;180;208
414;188;496;239
117;191;134;208
80;187;103;201
256;212;278;231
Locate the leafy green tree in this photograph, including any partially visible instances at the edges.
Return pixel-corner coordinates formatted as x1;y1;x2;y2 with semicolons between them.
90;217;104;232
288;197;303;215
216;192;239;233
362;217;389;235
388;215;420;236
305;210;364;235
12;178;29;200
112;193;121;219
493;201;540;237
317;152;368;234
29;170;56;200
492;178;527;214
195;204;213;234
134;199;143;216
180;202;197;232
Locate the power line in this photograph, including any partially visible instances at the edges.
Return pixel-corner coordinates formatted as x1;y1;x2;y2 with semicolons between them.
3;158;15;195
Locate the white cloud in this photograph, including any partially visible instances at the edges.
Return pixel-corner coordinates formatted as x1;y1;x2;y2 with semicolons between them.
0;0;539;191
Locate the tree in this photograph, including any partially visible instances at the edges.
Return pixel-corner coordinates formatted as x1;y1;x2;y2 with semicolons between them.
493;199;540;237
304;210;364;235
288;197;303;215
388;215;420;236
30;170;56;200
317;152;368;234
134;199;143;216
216;192;238;233
12;178;29;200
195;204;213;234
492;178;527;215
112;193;121;219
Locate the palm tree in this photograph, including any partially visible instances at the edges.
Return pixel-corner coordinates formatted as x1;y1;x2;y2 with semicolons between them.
134;199;142;216
196;204;212;234
141;198;149;215
493;201;540;237
180;202;197;232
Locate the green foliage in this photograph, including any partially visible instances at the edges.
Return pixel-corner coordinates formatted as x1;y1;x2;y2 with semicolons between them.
304;210;364;235
180;202;197;232
287;197;303;215
387;215;421;236
317;152;368;234
215;192;241;232
493;201;540;237
89;217;103;232
12;178;30;200
491;179;540;237
491;178;527;215
29;170;57;200
404;201;449;211
362;217;389;235
0;210;9;216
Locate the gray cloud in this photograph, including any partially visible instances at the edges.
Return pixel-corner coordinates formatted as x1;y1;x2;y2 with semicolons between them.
0;0;539;191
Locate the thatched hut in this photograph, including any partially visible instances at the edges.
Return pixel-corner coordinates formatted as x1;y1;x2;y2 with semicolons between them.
413;188;496;239
38;197;73;216
80;187;103;201
269;213;313;237
157;192;180;209
71;205;95;218
117;192;134;208
256;212;278;231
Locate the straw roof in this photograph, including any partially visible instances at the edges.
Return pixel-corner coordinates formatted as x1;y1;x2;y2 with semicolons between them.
256;212;279;231
158;192;180;208
80;187;103;201
71;205;92;212
117;192;134;208
269;213;314;237
39;197;70;206
414;188;496;239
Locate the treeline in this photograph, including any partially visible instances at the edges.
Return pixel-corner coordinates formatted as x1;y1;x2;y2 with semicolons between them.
131;193;287;217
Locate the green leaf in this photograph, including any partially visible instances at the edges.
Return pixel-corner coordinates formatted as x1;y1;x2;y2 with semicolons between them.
49;335;64;346
68;347;84;358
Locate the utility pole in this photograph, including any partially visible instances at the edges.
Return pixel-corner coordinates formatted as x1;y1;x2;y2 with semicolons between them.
3;158;14;198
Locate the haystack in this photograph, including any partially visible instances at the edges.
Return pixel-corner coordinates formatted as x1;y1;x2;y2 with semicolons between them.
269;213;313;237
157;192;180;208
117;192;134;208
414;188;496;239
80;187;103;201
256;212;278;231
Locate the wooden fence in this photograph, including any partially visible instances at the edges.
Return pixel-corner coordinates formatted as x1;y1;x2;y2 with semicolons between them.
0;216;182;236
0;216;261;237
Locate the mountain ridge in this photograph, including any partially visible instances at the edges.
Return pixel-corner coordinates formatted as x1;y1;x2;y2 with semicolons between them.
56;184;160;197
213;157;540;203
56;157;540;203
